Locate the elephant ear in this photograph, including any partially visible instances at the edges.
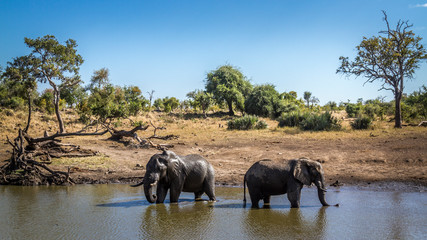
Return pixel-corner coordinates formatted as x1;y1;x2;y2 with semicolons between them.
164;151;183;180
293;160;312;186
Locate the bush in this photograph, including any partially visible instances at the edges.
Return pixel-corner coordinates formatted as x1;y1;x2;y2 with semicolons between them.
6;97;26;110
227;115;268;130
277;111;307;127
345;103;362;118
351;116;373;129
300;112;341;131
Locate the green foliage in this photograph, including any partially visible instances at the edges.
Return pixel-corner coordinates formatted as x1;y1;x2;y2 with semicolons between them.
245;84;279;117
351;115;373;129
36;89;55;114
1;55;38;109
123;86;149;115
186;90;213;114
153;97;180;113
278;112;341;131
403;85;427;121
273;99;300;118
60;85;87;108
337;12;427;128
25;35;84;132
77;84;147;123
345;103;363;118
206;64;252;115
300;112;341;131
277;111;307;127
227;115;268;130
88;68;110;90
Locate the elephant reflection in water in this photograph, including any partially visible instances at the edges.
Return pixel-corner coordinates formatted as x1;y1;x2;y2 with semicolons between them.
244;207;327;239
140;202;214;239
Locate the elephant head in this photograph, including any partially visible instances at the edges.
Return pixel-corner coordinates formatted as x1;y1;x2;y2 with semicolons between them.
143;150;183;203
293;159;330;206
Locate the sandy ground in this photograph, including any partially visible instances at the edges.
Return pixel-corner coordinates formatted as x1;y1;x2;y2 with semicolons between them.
1;112;426;191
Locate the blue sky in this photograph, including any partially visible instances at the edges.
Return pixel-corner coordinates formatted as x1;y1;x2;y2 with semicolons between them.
1;0;426;104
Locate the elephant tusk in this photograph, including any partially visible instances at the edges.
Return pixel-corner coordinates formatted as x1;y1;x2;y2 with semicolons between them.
150;180;158;187
320;187;327;192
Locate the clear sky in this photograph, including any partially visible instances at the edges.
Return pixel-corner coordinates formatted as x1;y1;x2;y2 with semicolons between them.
1;0;426;104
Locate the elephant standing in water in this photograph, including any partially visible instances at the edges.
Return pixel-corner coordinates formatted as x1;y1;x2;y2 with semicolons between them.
132;150;216;203
244;158;335;208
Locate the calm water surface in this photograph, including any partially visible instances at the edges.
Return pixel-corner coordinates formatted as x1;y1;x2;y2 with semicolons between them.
0;185;426;240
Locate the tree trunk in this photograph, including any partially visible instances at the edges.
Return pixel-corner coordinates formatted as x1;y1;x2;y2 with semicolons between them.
394;92;402;128
227;101;234;116
24;91;32;133
54;90;65;133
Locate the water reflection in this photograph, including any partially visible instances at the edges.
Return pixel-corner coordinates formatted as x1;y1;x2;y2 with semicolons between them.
243;207;326;239
0;185;426;239
140;201;215;239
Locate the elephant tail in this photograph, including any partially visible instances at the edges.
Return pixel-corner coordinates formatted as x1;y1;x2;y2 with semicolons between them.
130;178;144;187
243;174;247;207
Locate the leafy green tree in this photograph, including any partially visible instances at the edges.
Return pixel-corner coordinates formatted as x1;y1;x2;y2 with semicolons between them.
123;85;149;116
37;89;56;114
245;84;280;117
280;91;298;101
163;97;180;113
206;65;252;115
153;98;164;111
88;68;110;90
25;35;84;132
2;56;38;131
187;89;214;116
80;84;129;122
60;84;87;108
337;12;427;128
303;91;312;108
403;85;427;120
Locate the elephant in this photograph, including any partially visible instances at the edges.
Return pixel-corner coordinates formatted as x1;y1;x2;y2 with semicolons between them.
131;150;216;203
243;158;336;208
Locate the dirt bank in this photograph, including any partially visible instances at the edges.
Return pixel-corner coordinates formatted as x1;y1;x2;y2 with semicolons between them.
1;112;426;191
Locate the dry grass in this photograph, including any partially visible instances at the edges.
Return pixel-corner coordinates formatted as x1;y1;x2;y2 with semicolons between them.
1;109;426;186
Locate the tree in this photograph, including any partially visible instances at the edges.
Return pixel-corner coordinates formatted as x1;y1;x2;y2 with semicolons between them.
337;11;427;128
2;55;38;132
187;89;213;116
244;84;280;117
303;91;312;108
89;68;110;90
147;90;155;110
206;65;252;115
25;35;84;133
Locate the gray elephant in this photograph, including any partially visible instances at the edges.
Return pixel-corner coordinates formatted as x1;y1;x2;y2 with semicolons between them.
243;158;335;208
132;150;216;203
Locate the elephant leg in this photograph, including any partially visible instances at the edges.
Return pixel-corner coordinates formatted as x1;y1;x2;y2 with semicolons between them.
195;191;204;201
249;190;261;209
263;195;271;208
287;185;302;208
156;185;168;203
203;180;216;201
169;182;183;203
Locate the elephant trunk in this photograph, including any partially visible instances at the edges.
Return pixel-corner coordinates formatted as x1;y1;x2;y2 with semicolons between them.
144;181;158;203
315;179;330;206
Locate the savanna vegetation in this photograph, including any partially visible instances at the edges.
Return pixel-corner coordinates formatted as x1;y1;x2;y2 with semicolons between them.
0;12;426;186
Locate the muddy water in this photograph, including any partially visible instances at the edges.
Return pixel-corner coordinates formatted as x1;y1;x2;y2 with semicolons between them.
0;185;426;239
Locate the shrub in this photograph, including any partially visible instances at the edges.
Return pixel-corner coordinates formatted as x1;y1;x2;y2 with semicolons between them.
345;103;362;118
227;115;268;130
277;111;307;127
351;115;373;129
299;112;341;131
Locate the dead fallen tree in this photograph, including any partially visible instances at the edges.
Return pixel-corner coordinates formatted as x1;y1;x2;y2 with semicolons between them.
105;122;178;150
1;129;76;185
